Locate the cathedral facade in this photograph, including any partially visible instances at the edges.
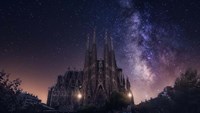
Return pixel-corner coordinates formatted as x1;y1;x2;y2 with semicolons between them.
47;30;133;112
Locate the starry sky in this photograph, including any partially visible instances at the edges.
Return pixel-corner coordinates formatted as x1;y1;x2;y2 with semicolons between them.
1;0;200;104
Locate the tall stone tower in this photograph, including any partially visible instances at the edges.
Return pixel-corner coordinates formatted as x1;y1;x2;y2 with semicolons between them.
82;29;131;106
47;29;133;112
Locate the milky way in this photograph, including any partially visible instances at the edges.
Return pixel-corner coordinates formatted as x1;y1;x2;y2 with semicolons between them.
115;0;200;103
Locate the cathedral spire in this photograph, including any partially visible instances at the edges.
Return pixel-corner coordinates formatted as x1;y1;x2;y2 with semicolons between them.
91;28;97;62
86;34;90;50
110;36;116;68
84;34;90;69
126;77;131;91
90;27;97;94
109;36;117;92
110;36;114;50
104;30;109;66
105;30;108;44
104;30;110;94
92;28;96;44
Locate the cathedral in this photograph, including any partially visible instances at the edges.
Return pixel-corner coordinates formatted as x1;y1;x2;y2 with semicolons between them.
47;30;133;112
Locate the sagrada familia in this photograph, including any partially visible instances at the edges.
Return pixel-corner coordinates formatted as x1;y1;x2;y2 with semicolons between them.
47;30;133;112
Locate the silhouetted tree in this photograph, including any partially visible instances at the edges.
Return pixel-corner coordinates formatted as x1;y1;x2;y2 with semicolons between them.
77;105;97;113
137;69;200;113
0;70;22;113
175;69;200;89
107;91;130;110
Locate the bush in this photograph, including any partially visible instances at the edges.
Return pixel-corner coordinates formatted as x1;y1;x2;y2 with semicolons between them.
0;70;22;113
105;91;132;111
77;105;96;113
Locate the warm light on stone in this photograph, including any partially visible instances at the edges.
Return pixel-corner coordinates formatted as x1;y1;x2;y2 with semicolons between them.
77;93;82;99
128;92;132;98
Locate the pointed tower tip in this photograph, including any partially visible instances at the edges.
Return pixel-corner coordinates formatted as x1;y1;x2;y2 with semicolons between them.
86;33;90;49
105;30;108;44
110;36;114;50
92;27;96;44
126;76;129;81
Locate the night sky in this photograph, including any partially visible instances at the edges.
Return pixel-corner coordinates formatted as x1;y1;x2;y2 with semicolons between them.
1;0;200;104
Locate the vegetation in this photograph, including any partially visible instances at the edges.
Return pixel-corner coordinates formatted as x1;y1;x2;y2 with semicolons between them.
0;70;43;113
0;70;21;113
77;105;97;113
136;69;200;113
105;91;132;111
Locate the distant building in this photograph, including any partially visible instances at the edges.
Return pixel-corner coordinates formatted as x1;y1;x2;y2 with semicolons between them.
47;30;133;112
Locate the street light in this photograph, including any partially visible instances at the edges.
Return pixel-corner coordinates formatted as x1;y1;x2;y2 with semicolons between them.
127;92;132;98
77;93;82;99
